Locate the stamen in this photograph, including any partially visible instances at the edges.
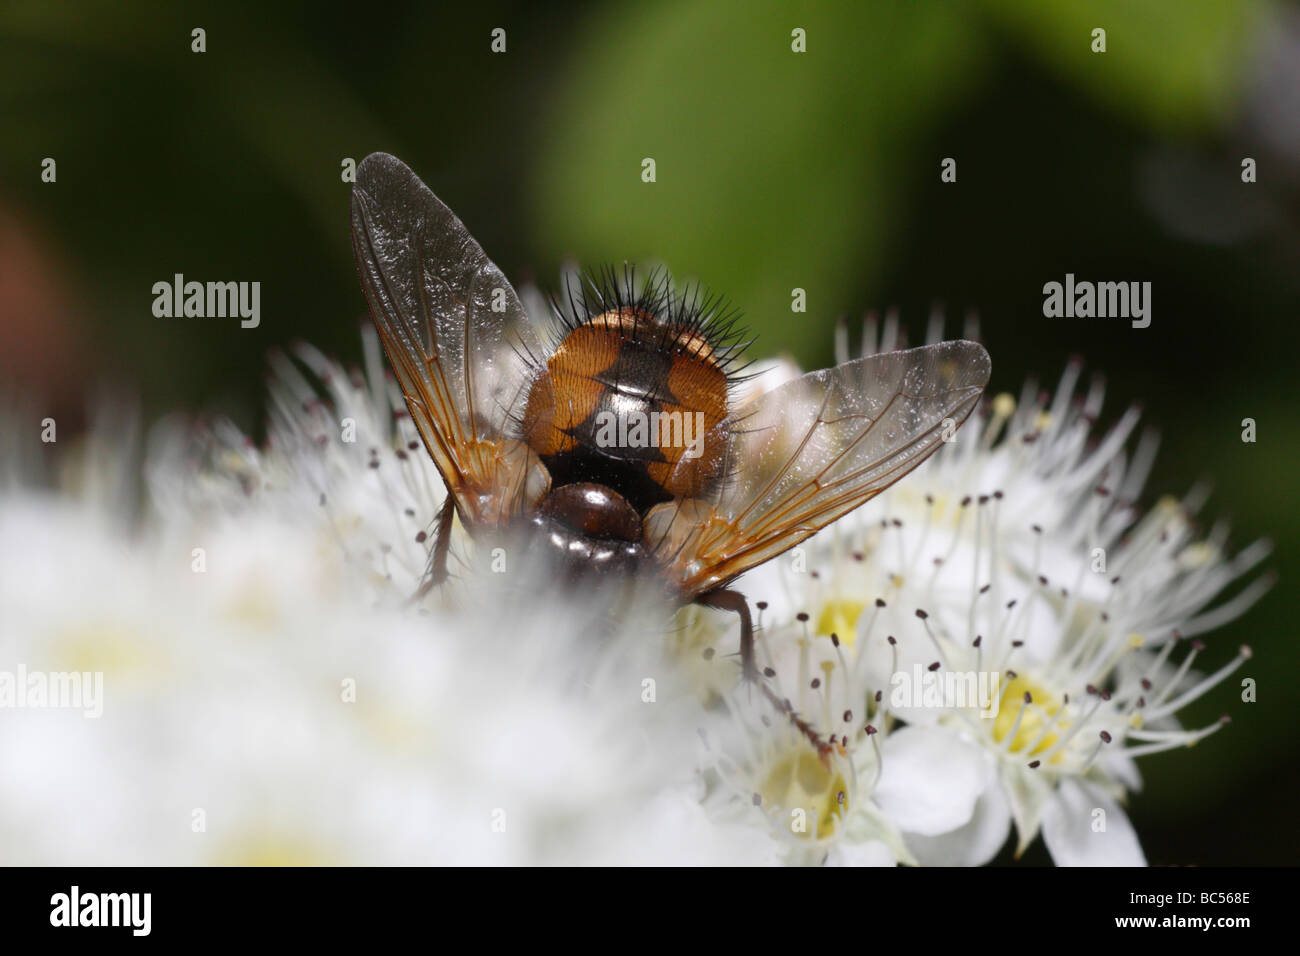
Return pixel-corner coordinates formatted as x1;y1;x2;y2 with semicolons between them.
1145;646;1252;721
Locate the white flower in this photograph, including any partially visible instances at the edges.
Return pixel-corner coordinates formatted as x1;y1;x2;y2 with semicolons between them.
689;613;915;867
0;338;741;866
1;310;1270;867
706;315;1269;865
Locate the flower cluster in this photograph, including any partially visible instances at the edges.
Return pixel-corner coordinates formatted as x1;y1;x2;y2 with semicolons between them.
0;311;1267;865
689;315;1267;865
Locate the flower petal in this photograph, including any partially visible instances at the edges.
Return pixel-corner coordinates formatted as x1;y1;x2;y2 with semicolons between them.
874;725;985;835
1001;760;1054;857
825;838;897;867
903;753;1011;865
1041;778;1146;867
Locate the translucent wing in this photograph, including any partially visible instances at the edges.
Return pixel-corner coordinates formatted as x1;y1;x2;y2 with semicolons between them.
646;340;991;597
350;152;548;527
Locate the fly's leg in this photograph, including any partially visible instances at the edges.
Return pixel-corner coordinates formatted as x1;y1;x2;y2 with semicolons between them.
410;494;456;603
695;587;834;764
695;588;757;681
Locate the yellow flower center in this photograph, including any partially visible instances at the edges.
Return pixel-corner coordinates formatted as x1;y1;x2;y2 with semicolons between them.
991;674;1065;758
52;623;170;684
815;598;864;646
214;835;334;866
760;750;850;840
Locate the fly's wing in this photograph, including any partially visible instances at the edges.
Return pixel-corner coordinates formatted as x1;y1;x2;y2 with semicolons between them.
351;152;548;527
645;340;991;597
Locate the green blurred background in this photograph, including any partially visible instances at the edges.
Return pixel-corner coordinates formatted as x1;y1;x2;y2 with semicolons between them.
1;0;1296;864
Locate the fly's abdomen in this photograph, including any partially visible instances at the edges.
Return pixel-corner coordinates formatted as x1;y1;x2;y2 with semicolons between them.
521;309;729;510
